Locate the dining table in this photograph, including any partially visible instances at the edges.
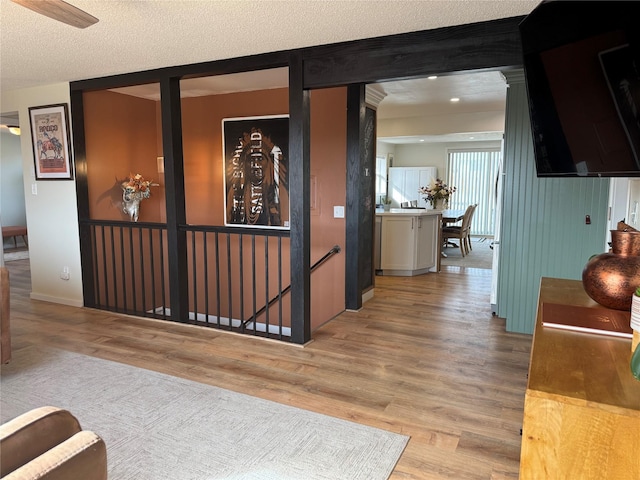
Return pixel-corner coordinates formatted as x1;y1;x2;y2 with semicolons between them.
441;209;465;225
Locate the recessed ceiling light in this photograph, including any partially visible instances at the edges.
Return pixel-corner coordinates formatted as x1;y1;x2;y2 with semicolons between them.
428;76;437;80
419;139;425;142
450;97;460;102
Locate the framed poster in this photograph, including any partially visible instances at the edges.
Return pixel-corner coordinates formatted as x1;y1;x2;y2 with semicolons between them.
222;115;289;228
29;103;73;180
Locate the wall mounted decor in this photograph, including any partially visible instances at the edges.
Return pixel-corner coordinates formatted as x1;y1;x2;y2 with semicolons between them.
121;173;158;222
222;115;289;228
28;103;73;180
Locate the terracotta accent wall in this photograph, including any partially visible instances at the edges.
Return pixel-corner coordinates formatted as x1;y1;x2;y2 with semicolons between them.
181;88;289;226
83;89;164;222
83;86;348;333
310;87;347;330
181;88;291;325
181;86;347;331
83;90;167;313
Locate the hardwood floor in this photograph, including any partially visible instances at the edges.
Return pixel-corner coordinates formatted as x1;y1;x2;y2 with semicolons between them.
3;259;532;479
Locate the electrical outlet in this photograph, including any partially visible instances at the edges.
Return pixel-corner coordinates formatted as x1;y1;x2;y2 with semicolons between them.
60;266;70;281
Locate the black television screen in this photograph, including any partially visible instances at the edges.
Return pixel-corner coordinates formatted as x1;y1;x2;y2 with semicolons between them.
520;1;640;177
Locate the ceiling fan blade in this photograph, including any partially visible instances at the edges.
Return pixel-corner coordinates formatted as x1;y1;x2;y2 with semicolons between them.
11;0;98;29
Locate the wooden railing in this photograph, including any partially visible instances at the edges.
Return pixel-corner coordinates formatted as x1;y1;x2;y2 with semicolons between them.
85;221;169;320
242;244;341;329
81;221;345;342
183;225;291;339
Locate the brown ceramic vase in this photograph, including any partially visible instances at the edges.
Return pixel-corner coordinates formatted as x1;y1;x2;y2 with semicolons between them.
582;230;640;311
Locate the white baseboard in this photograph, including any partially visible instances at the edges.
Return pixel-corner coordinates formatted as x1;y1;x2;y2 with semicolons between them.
362;288;375;304
30;292;83;308
156;307;292;337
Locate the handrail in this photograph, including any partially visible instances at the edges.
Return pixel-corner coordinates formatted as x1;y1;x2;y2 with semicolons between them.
242;245;341;328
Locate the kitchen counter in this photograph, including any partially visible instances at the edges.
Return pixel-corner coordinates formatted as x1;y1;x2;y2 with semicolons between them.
376;208;440;216
375;209;442;275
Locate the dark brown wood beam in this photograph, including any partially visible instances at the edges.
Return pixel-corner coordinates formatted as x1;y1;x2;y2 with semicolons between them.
160;77;189;323
303;16;526;88
288;52;311;344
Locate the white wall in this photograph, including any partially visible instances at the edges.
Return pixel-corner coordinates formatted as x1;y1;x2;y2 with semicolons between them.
382;140;502;180
1;84;83;306
1;130;27;231
375;141;395;163
377;110;505;138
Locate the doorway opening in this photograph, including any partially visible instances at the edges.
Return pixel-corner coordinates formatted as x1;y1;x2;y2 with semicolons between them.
1;112;29;265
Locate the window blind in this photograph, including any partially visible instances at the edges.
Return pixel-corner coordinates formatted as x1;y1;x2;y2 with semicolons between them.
447;149;501;237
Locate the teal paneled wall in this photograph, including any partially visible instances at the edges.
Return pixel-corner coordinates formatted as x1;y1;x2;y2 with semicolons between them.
497;71;610;334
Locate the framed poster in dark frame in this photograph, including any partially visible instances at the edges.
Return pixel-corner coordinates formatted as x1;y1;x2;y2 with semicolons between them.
222;115;289;228
28;103;73;180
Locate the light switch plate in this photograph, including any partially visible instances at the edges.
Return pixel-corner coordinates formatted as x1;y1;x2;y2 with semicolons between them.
333;206;345;218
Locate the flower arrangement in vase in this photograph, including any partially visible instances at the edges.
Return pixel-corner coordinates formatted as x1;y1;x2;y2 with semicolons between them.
419;178;456;209
121;173;158;222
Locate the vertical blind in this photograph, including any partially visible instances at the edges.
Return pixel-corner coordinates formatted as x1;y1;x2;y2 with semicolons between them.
447;149;501;237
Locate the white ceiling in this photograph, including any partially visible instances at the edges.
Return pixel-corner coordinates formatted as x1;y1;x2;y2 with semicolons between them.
377;71;508;119
0;0;538;141
108;67;508;144
375;71;508;143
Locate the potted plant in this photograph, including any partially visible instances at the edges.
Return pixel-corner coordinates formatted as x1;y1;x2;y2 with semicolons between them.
380;195;392;211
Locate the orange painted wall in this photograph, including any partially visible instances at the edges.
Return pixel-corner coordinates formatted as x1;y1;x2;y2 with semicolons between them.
309;88;347;330
181;88;289;226
181;86;347;330
83;85;347;331
83;89;164;222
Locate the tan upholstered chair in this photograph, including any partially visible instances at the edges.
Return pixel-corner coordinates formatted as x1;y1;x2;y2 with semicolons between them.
1;266;9;364
442;204;477;257
462;204;478;254
0;406;107;480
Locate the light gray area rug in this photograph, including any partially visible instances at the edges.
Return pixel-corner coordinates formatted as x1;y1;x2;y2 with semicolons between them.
441;237;494;269
1;347;408;480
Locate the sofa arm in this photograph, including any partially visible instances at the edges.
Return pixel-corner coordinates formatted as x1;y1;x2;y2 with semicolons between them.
0;406;82;476
3;430;107;480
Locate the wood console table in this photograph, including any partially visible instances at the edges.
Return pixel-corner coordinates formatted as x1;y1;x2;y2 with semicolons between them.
520;277;640;479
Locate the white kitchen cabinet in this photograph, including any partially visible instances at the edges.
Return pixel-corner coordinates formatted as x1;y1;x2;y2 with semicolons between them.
415;214;439;269
387;166;437;208
378;210;441;275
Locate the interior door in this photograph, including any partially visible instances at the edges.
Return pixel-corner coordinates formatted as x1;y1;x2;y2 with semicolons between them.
628;179;640;230
491;139;504;311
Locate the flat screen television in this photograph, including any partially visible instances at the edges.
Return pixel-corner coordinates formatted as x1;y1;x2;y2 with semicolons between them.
519;1;640;177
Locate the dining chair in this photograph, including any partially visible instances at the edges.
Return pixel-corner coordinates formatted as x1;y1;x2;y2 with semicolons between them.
463;204;478;254
442;204;476;257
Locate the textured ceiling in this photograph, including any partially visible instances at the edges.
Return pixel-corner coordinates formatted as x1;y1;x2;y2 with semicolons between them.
0;0;540;143
0;0;539;94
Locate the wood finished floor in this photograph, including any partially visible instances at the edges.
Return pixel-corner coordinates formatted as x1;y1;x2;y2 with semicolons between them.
4;259;532;479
